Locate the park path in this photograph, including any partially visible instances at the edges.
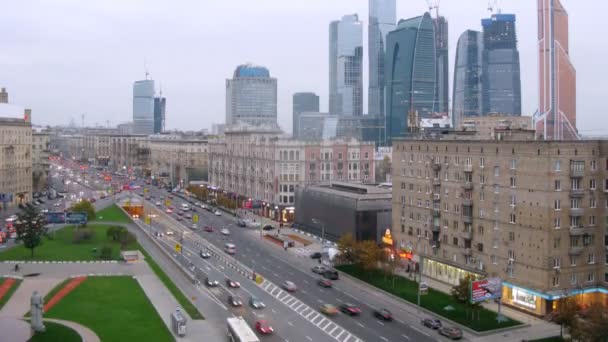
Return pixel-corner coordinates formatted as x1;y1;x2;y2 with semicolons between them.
45;318;101;342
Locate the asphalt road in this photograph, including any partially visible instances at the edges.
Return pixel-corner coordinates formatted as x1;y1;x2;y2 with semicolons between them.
140;186;446;342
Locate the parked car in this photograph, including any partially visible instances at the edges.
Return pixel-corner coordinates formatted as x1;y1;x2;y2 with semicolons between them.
320;304;339;316
262;225;275;231
310;252;322;259
421;318;442;329
438;326;463;340
226;279;240;288
228;295;243;307
282;281;297;292
373;308;393;321
318;279;333;288
191;224;199;231
155;201;162;206
255;320;273;335
312;265;328;274
249;296;266;309
340;303;362;316
165;208;173;214
175;216;183;222
205;278;219;287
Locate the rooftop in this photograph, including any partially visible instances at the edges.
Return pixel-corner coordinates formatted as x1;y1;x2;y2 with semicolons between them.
308;182;392;201
234;64;270;78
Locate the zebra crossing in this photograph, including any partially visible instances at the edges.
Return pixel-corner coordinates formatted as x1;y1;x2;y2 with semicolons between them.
260;280;362;342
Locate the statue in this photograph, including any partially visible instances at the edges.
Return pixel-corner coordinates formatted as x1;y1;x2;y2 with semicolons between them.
30;291;45;332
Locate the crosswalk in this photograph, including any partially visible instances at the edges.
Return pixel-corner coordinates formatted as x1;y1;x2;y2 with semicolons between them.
260;280;363;342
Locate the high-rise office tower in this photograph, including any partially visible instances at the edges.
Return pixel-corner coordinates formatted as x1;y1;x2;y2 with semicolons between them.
0;88;7;103
453;30;483;127
153;96;166;134
329;14;363;116
368;0;396;117
225;64;277;127
292;92;320;138
481;14;522;116
536;0;577;140
433;15;449;115
385;13;436;145
133;79;155;135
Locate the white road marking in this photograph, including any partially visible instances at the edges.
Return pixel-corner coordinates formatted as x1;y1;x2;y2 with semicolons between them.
380;337;388;342
356;322;364;328
306;336;313;341
303;279;310;284
377;321;384;326
401;334;410;340
287;321;294;327
410;326;431;337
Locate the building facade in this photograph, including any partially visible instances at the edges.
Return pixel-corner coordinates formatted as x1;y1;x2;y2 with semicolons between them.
368;0;396;117
385;13;436;145
433;15;449;116
481;14;522;116
535;0;577;140
0;88;7;103
329;14;363;117
133;79;155;135
453;30;483;127
292;92;320;138
392;131;608;316
109;135;150;174
32;132;50;192
154;97;166;134
0;116;32;208
226;64;278;127
148;135;209;187
209;127;375;222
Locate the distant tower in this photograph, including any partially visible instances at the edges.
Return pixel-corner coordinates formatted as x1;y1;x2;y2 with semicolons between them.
154;87;166;134
226;64;277;126
0;88;8;103
428;1;449;116
292;92;320;138
133;78;155;135
453;30;483;127
368;0;396;117
536;0;577;140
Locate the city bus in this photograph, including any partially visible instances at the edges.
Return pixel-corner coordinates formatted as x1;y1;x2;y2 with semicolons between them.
227;317;259;342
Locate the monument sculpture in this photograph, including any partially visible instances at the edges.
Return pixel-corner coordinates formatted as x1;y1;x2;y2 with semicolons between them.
30;291;45;332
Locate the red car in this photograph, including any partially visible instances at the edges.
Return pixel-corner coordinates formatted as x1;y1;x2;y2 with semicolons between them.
340;303;362;316
204;226;214;232
255;320;274;335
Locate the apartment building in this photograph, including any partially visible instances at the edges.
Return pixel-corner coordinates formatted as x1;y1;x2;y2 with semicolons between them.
32;132;50;192
109;135;150;174
83;134;111;165
392;129;608;316
148;135;208;186
209;126;375;222
0;116;32;208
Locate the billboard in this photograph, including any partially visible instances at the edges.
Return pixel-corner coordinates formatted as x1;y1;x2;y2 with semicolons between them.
471;277;502;303
66;212;88;225
44;212;66;224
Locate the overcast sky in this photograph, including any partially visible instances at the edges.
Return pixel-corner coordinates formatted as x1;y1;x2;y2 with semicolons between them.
1;0;606;135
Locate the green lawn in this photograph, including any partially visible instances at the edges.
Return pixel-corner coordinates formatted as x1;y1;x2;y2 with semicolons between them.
337;264;522;332
0;278;22;310
28;321;82;342
94;204;132;223
0;224;138;261
45;276;173;342
138;247;204;320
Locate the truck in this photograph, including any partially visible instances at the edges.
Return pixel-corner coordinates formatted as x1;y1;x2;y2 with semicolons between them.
227;317;259;342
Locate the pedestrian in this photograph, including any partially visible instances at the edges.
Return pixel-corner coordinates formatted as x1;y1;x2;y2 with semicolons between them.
14;264;19;272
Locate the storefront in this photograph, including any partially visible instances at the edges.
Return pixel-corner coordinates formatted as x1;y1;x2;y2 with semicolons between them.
279;206;295;223
422;258;482;286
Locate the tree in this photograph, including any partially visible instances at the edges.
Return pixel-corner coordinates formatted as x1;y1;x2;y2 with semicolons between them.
579;302;608;342
450;274;481;321
336;233;357;264
356;240;383;271
381;250;398;288
554;296;580;339
106;226;123;241
70;200;96;222
14;205;48;257
377;155;392;182
118;229;136;249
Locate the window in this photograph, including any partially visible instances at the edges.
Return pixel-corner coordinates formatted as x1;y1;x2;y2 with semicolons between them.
491;255;498;264
494;166;500;177
587;272;595;282
570;274;577;285
570;255;577;266
591;160;597;171
571;178;581;190
509;232;515;241
552;276;560;287
570;216;581;228
479;175;486;184
509;213;516;224
480;158;485;168
590;179;597;190
553;257;561;268
510;195;516;207
553;238;560;248
453;237;458;246
480;191;485;201
591;197;597;208
590;215;596;226
583;235;593;246
510;177;516;188
508;250;515;260
588;253;596;264
510;159;517;170
554;160;561;171
555;180;561;191
571;198;580;209
554;199;561;210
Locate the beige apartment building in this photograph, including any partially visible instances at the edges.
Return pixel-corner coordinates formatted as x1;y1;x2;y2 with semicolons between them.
32;132;50;192
0;116;32;208
392;128;608;316
148;135;208;186
109;135;150;174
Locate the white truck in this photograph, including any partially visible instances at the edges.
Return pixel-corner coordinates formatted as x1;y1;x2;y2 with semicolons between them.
227;317;259;342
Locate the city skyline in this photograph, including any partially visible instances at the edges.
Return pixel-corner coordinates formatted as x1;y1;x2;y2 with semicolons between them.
1;0;604;136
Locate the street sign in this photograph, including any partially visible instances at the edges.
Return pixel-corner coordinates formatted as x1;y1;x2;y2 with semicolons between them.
192;214;198;223
165;199;171;206
471;277;502;303
175;244;181;253
144;188;148;193
145;216;151;225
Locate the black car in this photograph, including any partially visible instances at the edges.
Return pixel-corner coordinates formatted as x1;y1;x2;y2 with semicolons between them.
228;295;243;307
237;220;247;227
323;269;339;280
421;318;442;329
373;308;393;321
262;225;275;231
205;278;219;287
310;252;322;259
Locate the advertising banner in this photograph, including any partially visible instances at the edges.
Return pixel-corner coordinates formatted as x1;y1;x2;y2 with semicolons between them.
471;277;502;303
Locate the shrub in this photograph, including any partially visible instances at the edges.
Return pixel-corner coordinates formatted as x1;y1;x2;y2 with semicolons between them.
72;228;94;243
100;246;113;260
119;230;136;249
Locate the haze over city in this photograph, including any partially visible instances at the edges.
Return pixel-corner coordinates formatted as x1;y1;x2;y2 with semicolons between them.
2;0;606;134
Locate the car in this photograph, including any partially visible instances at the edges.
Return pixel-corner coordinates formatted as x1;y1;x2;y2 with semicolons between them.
38;199;46;204
340;303;362;316
373;308;393;321
226;279;240;288
155;201;162;206
165;208;173;214
438;326;463;340
262;225;275;231
320;304;339;316
323;269;339;280
312;265;328;274
41;209;49;213
220;228;230;236
53;202;62;207
205;278;219;287
199;250;211;259
165;230;174;236
175;216;183;221
282;281;297;292
177;210;184;216
185;213;192;219
168;195;173;199
204;226;214;232
310;252;322;259
421;318;442;329
255;320;273;335
318;279;333;288
214;210;221;216
228;295;243;307
237;220;247;227
191;224;199;231
249;296;266;309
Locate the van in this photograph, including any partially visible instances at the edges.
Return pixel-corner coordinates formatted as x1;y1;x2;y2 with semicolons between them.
224;243;236;255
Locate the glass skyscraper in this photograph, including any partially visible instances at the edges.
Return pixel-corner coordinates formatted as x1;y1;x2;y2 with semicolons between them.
292;92;320;138
153;96;166;134
329;14;363;116
368;0;396;117
133;79;155;135
385;13;436;145
481;14;522;116
225;64;277;127
433;15;449;115
452;30;483;127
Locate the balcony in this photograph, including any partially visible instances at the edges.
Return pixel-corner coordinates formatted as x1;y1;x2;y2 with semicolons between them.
568;246;583;256
462;182;473;191
432;208;441;217
464;248;472;256
569;208;584;217
569;189;585;198
432;194;441;202
433;178;441;186
463;164;473;173
460;230;473;240
463;215;473;224
569;227;595;236
431;223;441;232
430;240;441;249
462;199;473;207
570;168;584;178
432;163;441;172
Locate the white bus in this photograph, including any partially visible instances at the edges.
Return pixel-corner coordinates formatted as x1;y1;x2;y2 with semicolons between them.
227;317;259;342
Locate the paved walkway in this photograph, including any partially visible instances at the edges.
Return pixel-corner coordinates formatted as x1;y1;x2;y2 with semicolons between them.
45;318;101;342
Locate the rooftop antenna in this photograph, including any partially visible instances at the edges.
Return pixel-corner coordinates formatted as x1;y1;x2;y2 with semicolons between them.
487;0;501;15
144;59;150;80
426;0;440;18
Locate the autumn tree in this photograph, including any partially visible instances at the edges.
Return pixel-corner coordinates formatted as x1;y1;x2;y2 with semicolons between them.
336;233;357;264
14;205;48;257
70;200;96;223
356;240;383;271
451;274;481;321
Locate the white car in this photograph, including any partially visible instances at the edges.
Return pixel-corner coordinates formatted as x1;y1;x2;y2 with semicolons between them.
220;228;230;236
214;210;221;216
155;201;162;206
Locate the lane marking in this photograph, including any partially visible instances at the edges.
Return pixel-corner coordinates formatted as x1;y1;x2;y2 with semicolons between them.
356;322;364;328
380;337;388;342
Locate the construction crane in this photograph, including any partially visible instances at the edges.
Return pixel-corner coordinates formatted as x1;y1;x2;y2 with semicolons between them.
487;0;502;15
425;0;440;18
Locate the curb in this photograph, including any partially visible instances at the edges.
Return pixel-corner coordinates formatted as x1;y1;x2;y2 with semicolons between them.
1;260;118;264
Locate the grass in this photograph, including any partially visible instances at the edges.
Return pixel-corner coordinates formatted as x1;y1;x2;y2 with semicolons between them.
0;278;22;310
138;247;204;320
28;320;82;342
45;276;174;342
0;224;138;261
337;264;522;332
94;204;133;223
